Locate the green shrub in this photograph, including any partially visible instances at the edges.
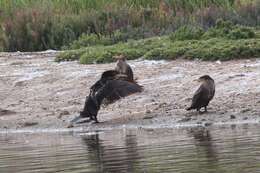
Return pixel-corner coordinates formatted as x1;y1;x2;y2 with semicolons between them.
55;49;86;62
203;19;256;39
170;25;204;41
0;0;259;52
184;38;260;60
62;34;113;50
57;34;260;63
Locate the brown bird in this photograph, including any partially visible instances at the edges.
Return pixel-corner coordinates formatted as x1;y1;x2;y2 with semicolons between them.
71;70;143;123
114;55;134;82
186;75;215;113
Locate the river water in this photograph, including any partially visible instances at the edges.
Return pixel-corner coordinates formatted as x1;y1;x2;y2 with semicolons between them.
0;124;260;173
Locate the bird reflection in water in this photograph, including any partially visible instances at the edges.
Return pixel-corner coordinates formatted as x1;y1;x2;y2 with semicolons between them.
188;127;219;165
81;131;140;173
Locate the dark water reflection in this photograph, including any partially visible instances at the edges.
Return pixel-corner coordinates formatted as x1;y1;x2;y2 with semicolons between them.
1;124;260;173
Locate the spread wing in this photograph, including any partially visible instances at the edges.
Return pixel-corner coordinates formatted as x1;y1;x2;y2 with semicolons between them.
101;70;119;80
95;80;143;105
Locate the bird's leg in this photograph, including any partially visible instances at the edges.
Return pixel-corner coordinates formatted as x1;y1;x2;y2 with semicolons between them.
204;106;208;113
93;116;99;123
89;114;95;121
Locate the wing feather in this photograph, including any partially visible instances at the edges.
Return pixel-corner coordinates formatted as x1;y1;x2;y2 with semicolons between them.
191;85;207;108
95;80;143;104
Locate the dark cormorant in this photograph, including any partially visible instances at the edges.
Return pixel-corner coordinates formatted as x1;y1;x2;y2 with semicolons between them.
115;55;134;82
71;70;143;123
186;75;215;113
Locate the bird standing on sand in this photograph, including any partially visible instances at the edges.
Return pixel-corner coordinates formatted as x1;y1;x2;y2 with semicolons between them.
114;55;134;82
186;75;215;113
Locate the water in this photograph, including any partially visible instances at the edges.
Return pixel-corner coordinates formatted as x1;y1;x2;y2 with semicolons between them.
0;124;260;173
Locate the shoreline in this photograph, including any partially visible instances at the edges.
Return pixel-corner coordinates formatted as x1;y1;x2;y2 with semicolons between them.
0;119;259;134
0;51;259;132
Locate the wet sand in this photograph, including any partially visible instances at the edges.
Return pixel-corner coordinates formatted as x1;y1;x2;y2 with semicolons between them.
0;51;259;131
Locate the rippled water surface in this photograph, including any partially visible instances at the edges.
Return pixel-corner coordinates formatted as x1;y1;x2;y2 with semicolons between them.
1;124;260;173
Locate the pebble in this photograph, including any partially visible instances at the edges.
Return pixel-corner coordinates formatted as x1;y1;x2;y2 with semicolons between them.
145;110;151;114
58;110;70;119
204;122;212;127
243;117;248;120
230;115;236;119
67;124;74;128
23;121;38;127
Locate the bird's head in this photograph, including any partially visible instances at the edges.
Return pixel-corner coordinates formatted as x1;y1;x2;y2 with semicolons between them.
197;75;213;82
114;54;126;62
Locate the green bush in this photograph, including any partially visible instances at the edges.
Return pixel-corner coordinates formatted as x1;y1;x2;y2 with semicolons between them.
203;19;256;39
55;49;86;62
0;0;259;52
57;34;260;63
170;25;204;41
62;34;113;50
184;38;260;60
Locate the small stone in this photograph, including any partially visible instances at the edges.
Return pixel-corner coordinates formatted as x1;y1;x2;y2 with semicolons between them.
243;117;248;120
219;111;226;115
241;108;251;113
14;81;25;87
58;110;70;118
179;117;191;122
145;110;151;114
0;109;16;116
67;124;74;128
143;115;154;120
230;115;236;119
204;122;212;126
23;121;38;127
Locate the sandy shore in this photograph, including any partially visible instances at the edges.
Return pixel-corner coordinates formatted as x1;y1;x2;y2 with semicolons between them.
0;51;259;131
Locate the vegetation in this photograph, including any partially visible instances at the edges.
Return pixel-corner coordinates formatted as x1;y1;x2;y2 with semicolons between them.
56;20;260;63
0;0;259;51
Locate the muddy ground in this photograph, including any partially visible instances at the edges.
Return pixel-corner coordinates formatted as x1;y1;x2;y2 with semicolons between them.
0;51;259;132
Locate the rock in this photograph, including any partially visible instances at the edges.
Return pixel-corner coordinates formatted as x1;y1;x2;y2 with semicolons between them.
230;115;236;119
22;121;38;127
178;117;191;122
243;117;248;120
58;110;70;118
219;111;226;115
10;61;24;66
14;81;25;87
145;109;151;114
241;108;251;113
0;108;16;116
204;122;212;126
67;124;74;128
42;107;48;110
158;102;167;108
143;115;154;120
216;60;222;65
